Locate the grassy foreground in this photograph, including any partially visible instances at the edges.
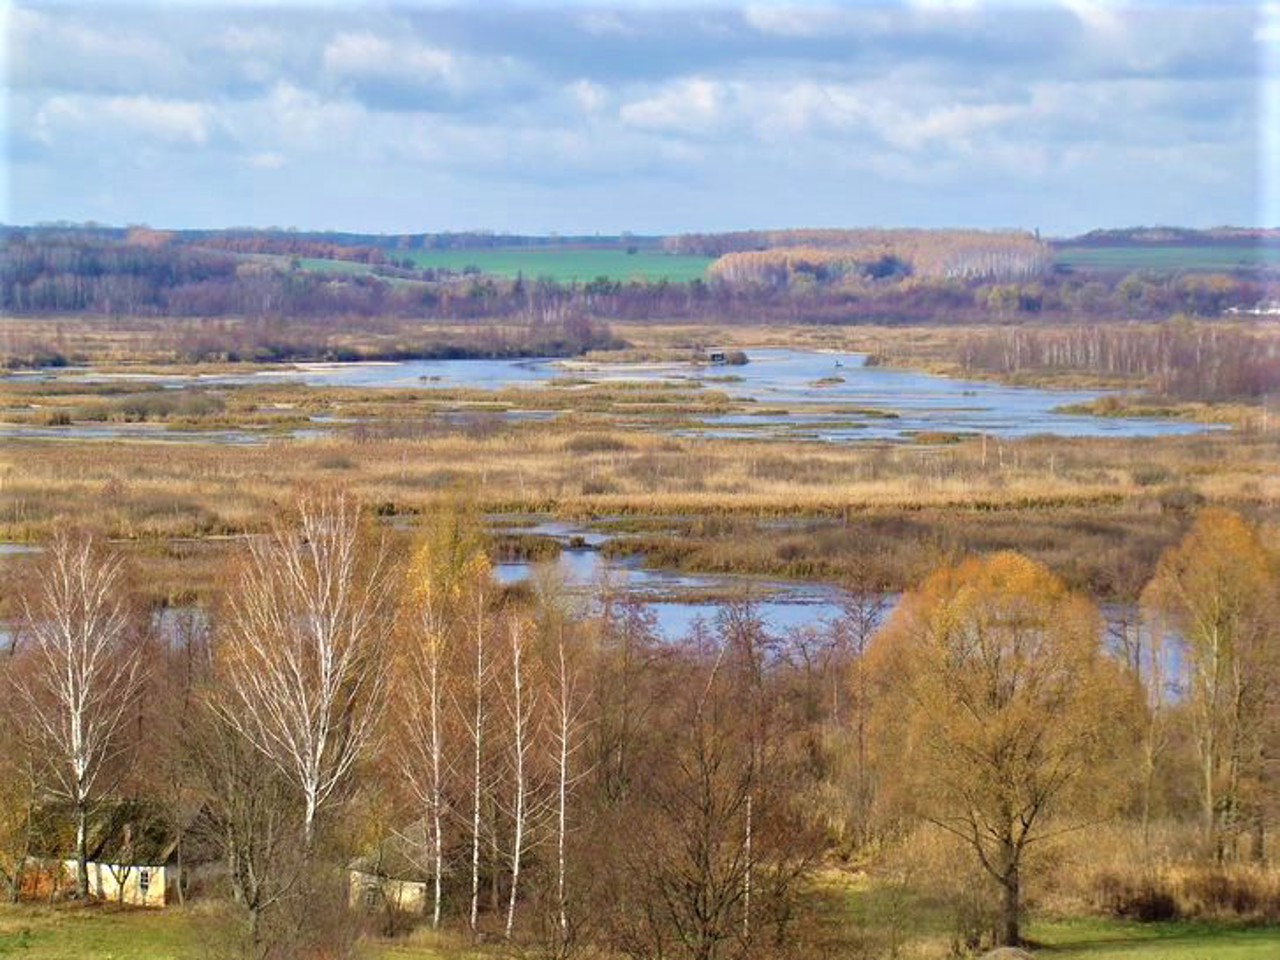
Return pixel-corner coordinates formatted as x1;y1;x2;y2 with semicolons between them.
1029;918;1280;958
2;901;1278;960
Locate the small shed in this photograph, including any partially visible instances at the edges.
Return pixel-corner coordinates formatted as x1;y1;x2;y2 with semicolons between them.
348;830;432;914
348;864;429;914
25;800;193;907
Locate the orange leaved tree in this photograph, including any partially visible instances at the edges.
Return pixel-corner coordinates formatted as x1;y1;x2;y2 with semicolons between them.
870;551;1135;946
1142;508;1278;861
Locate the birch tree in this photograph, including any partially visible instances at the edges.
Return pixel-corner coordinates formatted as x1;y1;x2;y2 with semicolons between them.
11;529;143;899
396;502;490;928
504;616;536;939
545;616;591;947
216;490;392;848
463;583;493;933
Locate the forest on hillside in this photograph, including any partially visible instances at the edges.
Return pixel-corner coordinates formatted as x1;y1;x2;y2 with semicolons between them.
2;227;1276;331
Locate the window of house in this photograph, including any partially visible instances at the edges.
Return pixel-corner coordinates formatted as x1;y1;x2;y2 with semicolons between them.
139;869;151;895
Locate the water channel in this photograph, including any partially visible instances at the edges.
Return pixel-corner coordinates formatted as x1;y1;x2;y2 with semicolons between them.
4;349;1222;444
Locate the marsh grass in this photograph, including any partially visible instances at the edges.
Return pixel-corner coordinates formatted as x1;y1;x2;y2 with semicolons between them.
2;417;1276;606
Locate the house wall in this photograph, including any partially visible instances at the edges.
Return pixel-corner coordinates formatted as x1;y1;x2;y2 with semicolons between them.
61;859;168;907
348;870;427;913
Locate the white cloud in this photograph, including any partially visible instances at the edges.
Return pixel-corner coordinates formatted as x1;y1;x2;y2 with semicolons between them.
6;2;1264;232
1258;4;1280;45
1059;0;1125;38
619;78;724;135
569;79;608;114
746;3;900;38
252;82;365;150
247;151;287;169
320;30;531;107
213;25;285;57
578;11;636;37
9;7;191;93
33;94;209;146
105;96;210;144
324;32;455;85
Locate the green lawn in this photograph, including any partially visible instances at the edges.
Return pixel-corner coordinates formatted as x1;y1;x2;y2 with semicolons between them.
3;901;1277;959
0;903;199;960
1030;916;1280;958
1054;245;1280;272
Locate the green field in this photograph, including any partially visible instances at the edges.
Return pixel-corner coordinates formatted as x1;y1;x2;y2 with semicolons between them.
287;248;712;283
1055;244;1280;272
400;247;712;283
294;256;383;276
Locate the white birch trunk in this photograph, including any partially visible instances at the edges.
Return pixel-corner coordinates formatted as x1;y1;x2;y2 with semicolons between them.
505;619;528;940
469;591;486;933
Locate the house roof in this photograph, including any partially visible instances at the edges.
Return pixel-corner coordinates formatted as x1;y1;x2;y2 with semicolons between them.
350;819;434;882
29;799;201;865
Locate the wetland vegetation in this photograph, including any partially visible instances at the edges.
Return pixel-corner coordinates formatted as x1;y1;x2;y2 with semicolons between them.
1;232;1278;960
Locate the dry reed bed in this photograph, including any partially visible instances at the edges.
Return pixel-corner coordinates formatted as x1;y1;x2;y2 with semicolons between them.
2;424;1274;536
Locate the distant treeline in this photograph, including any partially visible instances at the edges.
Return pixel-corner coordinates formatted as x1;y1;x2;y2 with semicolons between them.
8;223;664;253
927;322;1280;400
1061;226;1280;248
704;234;1049;285
669;227;1050;279
2;229;1276;338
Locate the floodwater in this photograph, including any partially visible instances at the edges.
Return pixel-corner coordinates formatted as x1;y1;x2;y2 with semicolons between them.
489;517;870;639
1;521;1174;670
5;349;1223;443
0;422;326;445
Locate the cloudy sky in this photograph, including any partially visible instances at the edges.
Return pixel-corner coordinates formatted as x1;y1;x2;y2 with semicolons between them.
3;1;1278;236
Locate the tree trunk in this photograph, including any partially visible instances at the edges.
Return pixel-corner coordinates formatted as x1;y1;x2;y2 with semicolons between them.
469;611;485;934
999;863;1020;947
75;800;89;900
430;657;444;930
175;833;185;907
506;621;528;940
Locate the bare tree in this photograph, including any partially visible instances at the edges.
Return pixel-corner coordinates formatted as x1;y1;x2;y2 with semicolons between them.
11;529;144;899
216;490;392;848
504;616;536;939
0;704;40;902
546;616;591;946
462;584;493;933
189;700;307;958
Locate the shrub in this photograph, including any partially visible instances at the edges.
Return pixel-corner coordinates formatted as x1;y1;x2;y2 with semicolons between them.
1177;867;1280;922
1130;464;1172;487
1156;484;1204;514
1089;865;1280;924
38;409;72;426
1092;870;1180;922
564;433;633;453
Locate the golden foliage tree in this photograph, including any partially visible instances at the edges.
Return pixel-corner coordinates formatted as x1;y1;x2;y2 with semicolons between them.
393;499;492;928
1142;508;1278;861
870;552;1135;946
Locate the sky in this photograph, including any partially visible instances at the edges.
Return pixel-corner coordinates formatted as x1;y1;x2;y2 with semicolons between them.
3;1;1278;237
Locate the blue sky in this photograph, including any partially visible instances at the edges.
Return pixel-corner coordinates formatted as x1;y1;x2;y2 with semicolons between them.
4;1;1277;236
